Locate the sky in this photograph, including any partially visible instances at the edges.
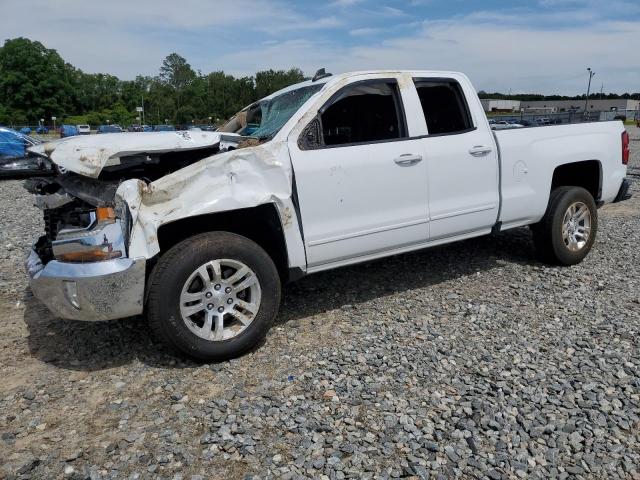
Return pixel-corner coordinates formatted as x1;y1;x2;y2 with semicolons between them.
2;0;639;95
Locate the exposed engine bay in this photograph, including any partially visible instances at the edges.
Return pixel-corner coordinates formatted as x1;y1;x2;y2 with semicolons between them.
25;125;294;264
25;131;243;264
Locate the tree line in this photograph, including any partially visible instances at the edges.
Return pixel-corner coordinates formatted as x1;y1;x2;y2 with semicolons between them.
0;37;306;127
2;37;638;127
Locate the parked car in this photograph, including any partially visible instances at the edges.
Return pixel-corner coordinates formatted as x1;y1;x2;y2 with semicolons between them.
0;127;52;178
59;125;78;138
36;126;49;134
25;69;632;361
535;118;552;125
190;124;217;132
77;124;91;135
491;120;523;130
19;127;32;135
153;124;176;131
96;125;123;134
142;125;153;132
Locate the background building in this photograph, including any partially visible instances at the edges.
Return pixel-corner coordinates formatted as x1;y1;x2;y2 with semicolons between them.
520;99;639;113
480;99;521;112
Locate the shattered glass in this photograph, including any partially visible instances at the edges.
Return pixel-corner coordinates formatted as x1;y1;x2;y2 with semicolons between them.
249;84;324;140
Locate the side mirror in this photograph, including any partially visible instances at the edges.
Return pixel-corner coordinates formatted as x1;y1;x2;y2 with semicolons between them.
298;117;322;150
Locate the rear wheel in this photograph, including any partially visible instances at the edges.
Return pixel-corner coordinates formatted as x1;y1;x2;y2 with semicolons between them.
147;232;281;361
531;186;597;265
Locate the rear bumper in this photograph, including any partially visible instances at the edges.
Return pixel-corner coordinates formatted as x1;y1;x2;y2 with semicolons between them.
613;178;632;203
26;247;146;321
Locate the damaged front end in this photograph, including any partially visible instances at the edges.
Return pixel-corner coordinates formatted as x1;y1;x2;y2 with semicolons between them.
25;175;127;265
24;129;250;322
24;131;241;321
24;174;145;321
27;131;242;263
23;107;303;323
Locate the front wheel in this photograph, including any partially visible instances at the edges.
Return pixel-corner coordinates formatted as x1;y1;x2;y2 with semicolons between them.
146;232;281;361
531;186;598;265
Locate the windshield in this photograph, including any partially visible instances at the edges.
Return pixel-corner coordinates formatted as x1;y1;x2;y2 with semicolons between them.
220;83;323;140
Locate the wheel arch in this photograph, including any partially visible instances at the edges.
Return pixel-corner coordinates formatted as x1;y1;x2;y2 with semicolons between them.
550;159;602;201
155;203;293;283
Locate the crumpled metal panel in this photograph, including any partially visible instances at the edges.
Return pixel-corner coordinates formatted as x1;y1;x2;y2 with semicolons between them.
116;140;296;260
28;131;230;178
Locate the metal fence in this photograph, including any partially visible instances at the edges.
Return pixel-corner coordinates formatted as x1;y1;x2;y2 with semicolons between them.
489;109;640;126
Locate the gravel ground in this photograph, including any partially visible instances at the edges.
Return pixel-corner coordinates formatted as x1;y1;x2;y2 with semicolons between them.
0;127;639;480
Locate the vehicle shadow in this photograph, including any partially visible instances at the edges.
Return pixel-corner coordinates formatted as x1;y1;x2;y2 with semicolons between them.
23;227;536;371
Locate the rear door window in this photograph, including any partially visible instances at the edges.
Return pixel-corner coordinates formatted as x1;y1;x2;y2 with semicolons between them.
413;79;473;135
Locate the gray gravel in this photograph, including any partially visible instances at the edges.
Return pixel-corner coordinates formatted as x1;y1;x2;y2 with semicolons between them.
0;127;639;479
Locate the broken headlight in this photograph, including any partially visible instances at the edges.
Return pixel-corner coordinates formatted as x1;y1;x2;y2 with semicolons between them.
52;207;126;262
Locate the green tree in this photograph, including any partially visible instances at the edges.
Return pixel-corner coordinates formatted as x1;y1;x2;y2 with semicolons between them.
159;53;196;111
254;68;305;99
119;75;154;115
0;37;315;127
0;37;76;124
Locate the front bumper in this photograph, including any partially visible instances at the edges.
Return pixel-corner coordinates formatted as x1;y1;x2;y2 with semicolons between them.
613;178;632;203
26;247;146;321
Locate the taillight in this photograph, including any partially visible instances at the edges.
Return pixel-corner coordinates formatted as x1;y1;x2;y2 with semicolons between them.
622;131;629;165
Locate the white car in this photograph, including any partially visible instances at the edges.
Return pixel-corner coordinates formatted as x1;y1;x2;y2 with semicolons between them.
76;124;91;135
491;120;523;130
26;69;631;360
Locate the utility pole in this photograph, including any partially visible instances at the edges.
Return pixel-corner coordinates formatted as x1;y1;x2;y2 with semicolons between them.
141;95;145;126
599;83;603;101
584;67;595;115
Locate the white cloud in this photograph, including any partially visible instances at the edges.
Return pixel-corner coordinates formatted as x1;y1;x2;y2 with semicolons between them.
330;0;364;6
1;0;638;93
330;18;640;94
0;0;342;78
381;6;406;16
349;27;382;36
216;16;640;94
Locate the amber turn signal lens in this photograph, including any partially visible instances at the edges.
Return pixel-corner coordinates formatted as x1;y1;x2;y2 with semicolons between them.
96;207;116;222
56;248;122;263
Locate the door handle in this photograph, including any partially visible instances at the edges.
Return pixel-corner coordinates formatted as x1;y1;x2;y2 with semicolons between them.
469;146;492;157
394;154;423;166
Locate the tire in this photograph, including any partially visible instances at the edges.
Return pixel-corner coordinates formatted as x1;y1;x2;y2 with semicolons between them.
146;232;281;361
531;186;598;265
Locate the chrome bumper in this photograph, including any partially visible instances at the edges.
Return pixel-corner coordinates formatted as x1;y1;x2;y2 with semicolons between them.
26;247;146;321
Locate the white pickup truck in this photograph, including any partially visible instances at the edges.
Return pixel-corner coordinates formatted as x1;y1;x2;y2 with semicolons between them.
25;69;632;360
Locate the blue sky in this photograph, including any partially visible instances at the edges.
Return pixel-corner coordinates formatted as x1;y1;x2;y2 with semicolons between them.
2;0;639;94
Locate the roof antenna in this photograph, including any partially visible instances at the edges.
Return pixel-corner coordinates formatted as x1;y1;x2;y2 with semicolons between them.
312;68;332;82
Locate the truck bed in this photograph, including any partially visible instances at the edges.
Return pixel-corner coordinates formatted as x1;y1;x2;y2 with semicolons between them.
494;121;627;230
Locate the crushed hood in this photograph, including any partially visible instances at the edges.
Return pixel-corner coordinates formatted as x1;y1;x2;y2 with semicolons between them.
28;131;237;178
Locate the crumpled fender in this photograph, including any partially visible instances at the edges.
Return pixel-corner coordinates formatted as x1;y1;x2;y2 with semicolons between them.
116;140;304;266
